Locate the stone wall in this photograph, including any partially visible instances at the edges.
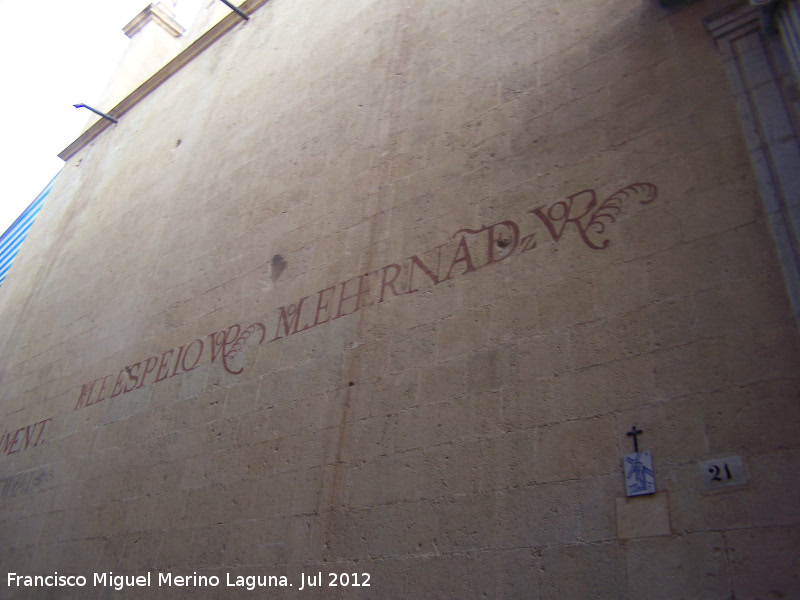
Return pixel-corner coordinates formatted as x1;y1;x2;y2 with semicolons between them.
1;0;798;598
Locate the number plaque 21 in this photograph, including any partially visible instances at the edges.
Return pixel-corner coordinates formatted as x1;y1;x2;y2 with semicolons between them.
699;456;746;489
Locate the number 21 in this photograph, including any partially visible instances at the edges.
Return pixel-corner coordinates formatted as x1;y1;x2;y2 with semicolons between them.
708;463;732;481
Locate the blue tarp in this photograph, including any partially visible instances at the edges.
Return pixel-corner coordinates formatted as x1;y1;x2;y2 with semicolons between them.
0;176;56;288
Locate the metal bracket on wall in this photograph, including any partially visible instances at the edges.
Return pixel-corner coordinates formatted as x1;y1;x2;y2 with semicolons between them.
73;104;118;124
218;0;249;20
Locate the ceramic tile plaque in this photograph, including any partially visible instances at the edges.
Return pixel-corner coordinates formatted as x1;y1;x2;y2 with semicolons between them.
624;451;656;497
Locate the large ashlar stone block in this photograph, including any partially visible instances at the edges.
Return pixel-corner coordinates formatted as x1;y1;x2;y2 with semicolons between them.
626;533;731;600
616;491;671;540
725;526;800;600
541;542;627;599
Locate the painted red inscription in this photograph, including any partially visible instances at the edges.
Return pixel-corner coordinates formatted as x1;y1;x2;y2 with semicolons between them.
0;418;53;456
72;182;657;410
74;322;265;409
407;245;445;293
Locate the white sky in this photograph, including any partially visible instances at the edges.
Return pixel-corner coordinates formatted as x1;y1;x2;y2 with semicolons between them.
0;0;201;236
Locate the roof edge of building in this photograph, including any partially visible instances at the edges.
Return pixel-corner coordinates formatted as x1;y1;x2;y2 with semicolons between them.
58;0;271;162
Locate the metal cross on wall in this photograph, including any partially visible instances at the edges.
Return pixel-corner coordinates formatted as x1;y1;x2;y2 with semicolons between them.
627;425;643;452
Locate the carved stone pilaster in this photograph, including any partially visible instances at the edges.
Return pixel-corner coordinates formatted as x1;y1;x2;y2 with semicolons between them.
707;2;800;327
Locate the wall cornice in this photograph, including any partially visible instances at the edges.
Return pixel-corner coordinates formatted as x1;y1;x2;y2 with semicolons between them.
123;2;186;38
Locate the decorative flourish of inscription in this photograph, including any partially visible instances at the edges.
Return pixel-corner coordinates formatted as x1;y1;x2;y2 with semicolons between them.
531;183;658;249
210;322;266;375
226;323;266;362
70;182;658;413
